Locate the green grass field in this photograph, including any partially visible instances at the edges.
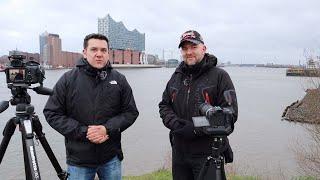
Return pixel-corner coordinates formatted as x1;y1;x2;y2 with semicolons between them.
123;169;317;180
123;169;172;180
123;169;260;180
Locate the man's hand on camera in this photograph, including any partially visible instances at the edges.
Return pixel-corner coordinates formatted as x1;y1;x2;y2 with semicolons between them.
87;125;109;144
173;119;198;139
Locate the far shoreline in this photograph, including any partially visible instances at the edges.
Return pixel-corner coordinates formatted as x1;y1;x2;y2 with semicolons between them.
44;64;163;70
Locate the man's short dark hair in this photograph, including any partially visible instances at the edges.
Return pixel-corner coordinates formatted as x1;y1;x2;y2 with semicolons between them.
83;33;109;49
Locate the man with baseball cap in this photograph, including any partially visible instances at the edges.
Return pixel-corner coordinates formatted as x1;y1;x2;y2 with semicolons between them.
159;30;238;179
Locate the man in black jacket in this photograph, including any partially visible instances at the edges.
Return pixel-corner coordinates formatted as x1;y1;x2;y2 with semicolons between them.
159;30;238;180
44;33;139;180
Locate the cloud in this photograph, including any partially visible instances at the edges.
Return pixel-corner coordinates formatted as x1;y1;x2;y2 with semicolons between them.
0;0;319;64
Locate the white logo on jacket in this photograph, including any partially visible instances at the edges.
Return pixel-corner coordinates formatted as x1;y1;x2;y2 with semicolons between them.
109;80;117;84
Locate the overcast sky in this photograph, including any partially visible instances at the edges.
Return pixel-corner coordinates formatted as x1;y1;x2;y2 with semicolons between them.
1;0;319;64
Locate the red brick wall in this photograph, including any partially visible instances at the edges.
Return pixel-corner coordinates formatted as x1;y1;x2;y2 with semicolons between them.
108;49;143;64
113;50;123;64
132;51;140;64
61;51;82;67
123;50;131;64
109;50;114;64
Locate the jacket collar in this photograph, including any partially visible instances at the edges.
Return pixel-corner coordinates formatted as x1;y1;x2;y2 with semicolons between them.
76;58;112;78
175;53;218;76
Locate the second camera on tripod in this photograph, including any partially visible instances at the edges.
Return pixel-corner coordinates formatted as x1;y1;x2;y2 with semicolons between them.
192;90;236;136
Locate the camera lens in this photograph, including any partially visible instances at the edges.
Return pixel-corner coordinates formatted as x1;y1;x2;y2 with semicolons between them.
199;103;214;117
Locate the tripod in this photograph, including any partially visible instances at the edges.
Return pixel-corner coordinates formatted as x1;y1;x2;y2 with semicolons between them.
197;137;227;180
0;85;68;180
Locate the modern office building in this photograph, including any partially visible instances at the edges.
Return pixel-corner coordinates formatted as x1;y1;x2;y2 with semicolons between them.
39;32;82;68
98;14;145;51
39;32;62;67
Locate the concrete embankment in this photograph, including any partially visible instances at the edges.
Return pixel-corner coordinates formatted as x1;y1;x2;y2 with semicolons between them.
283;88;320;123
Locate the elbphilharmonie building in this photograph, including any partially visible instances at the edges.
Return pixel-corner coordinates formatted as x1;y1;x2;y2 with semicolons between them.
98;14;145;51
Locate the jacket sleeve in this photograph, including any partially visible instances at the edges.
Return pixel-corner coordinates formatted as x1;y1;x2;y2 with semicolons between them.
103;75;139;134
43;73;87;140
158;79;183;131
216;69;238;123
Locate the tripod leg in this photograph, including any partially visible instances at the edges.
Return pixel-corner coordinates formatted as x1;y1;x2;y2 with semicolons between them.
22;135;38;180
213;158;226;180
20;119;41;180
197;157;211;180
219;158;226;180
0;118;16;163
197;156;227;180
32;116;68;180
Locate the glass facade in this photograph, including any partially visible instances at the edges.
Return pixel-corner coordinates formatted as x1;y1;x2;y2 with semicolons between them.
98;14;145;51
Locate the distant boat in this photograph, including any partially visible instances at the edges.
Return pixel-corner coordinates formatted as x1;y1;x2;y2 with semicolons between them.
286;68;320;77
286;58;320;77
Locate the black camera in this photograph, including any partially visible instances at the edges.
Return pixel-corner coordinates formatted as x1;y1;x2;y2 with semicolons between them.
5;55;45;85
192;90;236;136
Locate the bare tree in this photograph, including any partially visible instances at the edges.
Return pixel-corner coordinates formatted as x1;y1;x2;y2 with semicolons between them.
301;48;320;89
286;49;320;177
293;124;320;178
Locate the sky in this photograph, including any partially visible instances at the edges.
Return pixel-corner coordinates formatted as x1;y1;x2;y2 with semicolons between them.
0;0;320;64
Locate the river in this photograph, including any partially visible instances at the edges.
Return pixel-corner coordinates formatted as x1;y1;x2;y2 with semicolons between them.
0;67;316;179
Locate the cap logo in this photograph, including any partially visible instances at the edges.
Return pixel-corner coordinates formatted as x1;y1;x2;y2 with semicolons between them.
181;32;196;40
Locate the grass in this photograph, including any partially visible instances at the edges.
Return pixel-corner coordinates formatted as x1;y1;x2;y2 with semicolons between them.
227;175;259;180
123;169;318;180
292;177;318;180
123;169;260;180
123;169;172;180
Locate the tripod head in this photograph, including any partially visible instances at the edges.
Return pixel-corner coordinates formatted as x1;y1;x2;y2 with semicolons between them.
0;84;53;114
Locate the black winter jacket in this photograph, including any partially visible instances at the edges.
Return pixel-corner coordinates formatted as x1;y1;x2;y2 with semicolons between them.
43;58;139;167
159;53;238;155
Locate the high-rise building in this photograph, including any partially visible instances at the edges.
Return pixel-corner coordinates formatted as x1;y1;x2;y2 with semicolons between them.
39;32;62;67
98;14;145;51
39;32;47;64
39;32;82;68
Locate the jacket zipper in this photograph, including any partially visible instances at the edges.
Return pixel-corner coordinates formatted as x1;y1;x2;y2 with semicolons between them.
186;74;192;119
94;76;105;164
186;74;192;104
186;87;190;105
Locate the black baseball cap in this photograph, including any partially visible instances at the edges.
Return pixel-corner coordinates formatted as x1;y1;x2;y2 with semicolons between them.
178;30;204;48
